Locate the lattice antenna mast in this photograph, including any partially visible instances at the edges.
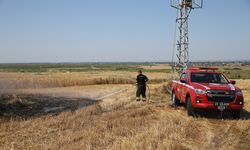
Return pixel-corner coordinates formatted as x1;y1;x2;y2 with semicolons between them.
171;0;202;72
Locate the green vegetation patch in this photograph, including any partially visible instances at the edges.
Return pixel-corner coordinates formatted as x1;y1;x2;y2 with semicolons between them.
0;63;169;73
220;67;250;79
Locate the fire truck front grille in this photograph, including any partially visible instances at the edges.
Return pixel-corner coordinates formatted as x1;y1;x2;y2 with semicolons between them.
206;90;235;103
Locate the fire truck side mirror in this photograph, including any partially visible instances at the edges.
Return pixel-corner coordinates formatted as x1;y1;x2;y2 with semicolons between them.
180;79;187;84
230;80;236;85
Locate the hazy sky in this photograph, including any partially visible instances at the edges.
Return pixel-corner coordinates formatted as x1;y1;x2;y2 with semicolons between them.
0;0;250;63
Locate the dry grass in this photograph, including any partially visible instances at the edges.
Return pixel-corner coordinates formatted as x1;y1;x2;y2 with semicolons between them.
0;71;249;150
140;64;171;70
0;90;249;149
0;71;170;89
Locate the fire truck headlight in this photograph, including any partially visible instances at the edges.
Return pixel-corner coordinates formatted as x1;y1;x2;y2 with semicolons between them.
195;89;206;94
236;90;243;96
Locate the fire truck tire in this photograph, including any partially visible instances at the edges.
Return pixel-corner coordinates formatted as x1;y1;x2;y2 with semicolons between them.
171;91;180;106
187;97;196;117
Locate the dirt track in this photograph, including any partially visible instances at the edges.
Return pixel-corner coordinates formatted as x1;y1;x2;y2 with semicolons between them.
0;83;250;149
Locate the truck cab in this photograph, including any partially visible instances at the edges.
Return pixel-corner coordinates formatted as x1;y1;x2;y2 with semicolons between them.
171;67;244;118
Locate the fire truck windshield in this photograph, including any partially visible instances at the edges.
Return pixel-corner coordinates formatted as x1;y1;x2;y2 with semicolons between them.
191;73;229;84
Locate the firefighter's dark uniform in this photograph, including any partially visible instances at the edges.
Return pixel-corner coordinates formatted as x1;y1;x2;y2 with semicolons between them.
136;74;148;101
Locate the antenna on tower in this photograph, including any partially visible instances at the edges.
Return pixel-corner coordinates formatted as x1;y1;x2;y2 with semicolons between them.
170;0;203;73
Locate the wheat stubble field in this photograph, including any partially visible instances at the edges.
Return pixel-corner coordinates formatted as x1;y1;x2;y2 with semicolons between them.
0;63;249;150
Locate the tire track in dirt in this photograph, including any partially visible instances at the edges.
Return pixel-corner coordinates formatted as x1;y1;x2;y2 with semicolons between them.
203;119;232;149
207;120;240;149
179;115;250;150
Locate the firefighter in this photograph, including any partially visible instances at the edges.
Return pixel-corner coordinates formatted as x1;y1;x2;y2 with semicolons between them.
136;70;148;101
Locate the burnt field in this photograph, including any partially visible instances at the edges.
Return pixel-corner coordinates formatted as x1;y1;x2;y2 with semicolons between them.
0;63;249;149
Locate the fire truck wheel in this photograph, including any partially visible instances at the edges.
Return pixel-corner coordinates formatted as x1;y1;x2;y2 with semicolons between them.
187;97;196;117
171;91;180;106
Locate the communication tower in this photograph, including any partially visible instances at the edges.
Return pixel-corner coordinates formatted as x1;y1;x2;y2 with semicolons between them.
171;0;203;72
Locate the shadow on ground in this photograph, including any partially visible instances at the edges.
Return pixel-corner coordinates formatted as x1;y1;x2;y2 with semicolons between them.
0;94;98;120
195;109;250;120
241;109;250;119
168;103;250;120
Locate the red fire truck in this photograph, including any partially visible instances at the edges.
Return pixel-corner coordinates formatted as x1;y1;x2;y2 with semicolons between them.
171;67;244;118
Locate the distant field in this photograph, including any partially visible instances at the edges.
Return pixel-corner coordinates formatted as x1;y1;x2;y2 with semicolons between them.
0;63;171;89
0;62;250;79
220;66;250;79
0;63;171;73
